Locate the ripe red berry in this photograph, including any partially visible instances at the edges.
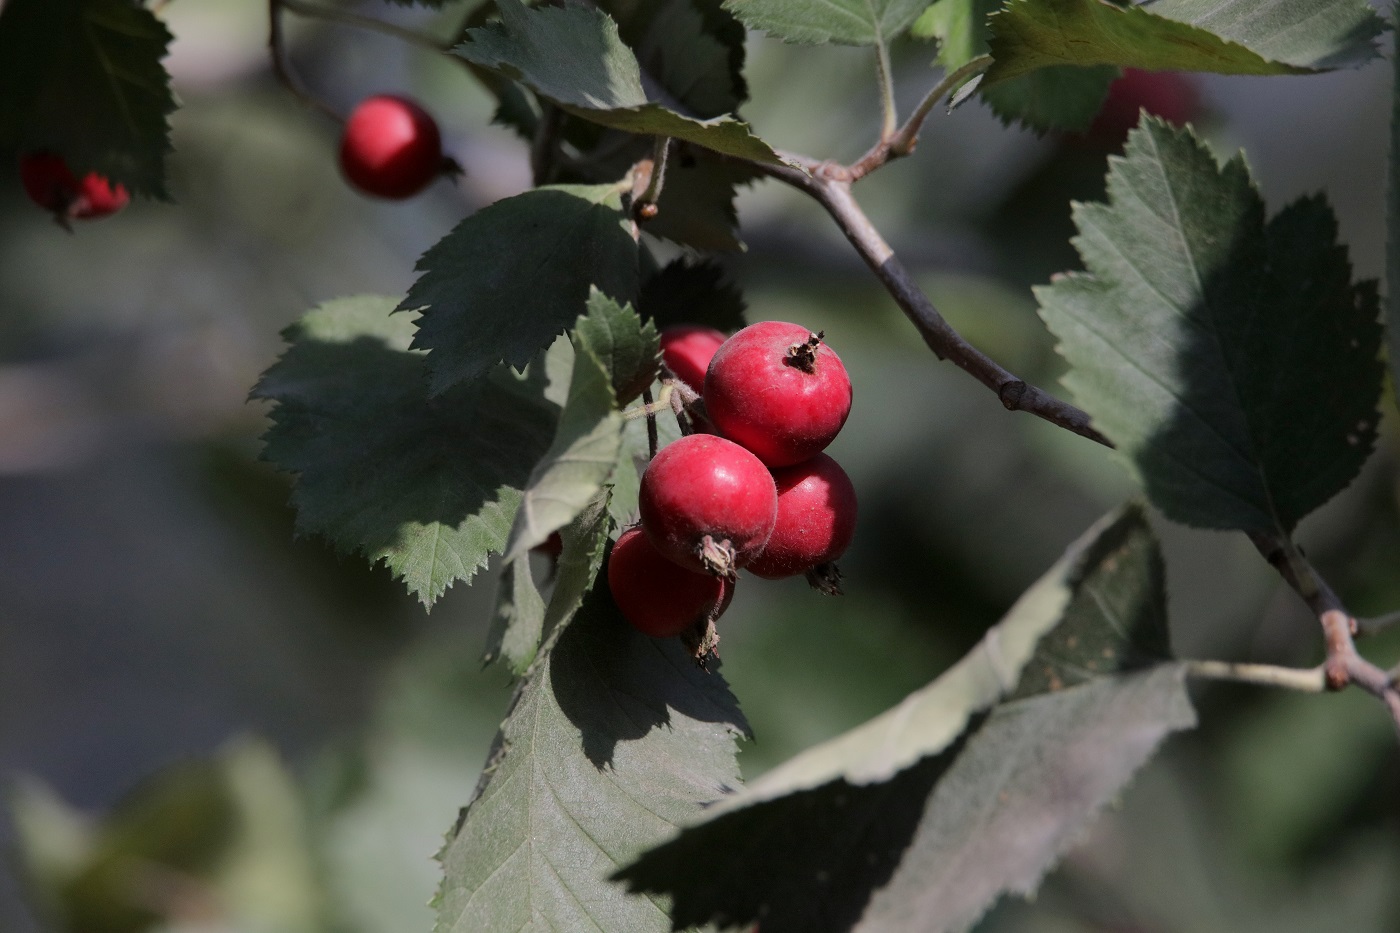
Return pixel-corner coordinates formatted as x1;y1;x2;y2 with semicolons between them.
1082;69;1200;149
639;434;778;576
704;321;852;468
339;95;443;199
660;325;727;393
608;527;734;638
747;453;857;586
19;152;129;221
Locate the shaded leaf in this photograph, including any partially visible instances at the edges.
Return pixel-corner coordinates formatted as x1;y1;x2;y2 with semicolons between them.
602;0;748;117
485;557;546;673
253;296;557;606
1037;120;1383;533
402;184;640;395
618;504;1191;932
504;344;622;561
721;0;929;46
458;0;786;164
574;288;662;407
0;0;175;198
647;147;761;251
638;258;748;332
541;489;614;636
1390;21;1400;411
984;0;1383;87
435;583;749;933
914;0;1114;132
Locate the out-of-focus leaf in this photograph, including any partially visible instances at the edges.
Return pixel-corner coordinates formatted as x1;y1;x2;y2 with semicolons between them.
458;0;786;163
435;583;749;933
1389;19;1400;411
721;0;929;46
1038;120;1383;533
253;296;557;606
638;259;748;332
0;0;175;198
402;184;640;395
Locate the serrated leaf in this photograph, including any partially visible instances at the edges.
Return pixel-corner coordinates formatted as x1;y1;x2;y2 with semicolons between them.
618;505;1192;932
435;582;749;933
504;343;623;561
602;0;748;117
458;0;786;164
647;148;760;251
984;0;1383;88
1037;120;1383;533
575;287;662;406
638;259;748;332
722;0;929;45
0;0;175;198
541;489;614;635
253;296;558;606
915;0;1114;132
402;184;640;395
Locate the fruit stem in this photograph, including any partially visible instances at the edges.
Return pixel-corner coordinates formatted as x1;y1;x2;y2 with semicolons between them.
806;562;844;596
267;0;344;125
641;386;660;460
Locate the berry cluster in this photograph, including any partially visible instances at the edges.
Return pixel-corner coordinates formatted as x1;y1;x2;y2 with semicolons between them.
609;321;857;655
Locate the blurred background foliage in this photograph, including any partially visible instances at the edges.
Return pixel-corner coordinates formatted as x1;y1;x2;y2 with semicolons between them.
0;1;1397;931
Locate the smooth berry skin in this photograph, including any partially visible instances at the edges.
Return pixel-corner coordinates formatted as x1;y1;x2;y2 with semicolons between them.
747;453;857;579
704;321;852;468
1081;70;1200;149
660;325;727;393
339;95;443;199
639;434;778;575
608;527;734;638
20;152;129;221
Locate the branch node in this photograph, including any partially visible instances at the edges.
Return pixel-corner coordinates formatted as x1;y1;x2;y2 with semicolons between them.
998;380;1027;411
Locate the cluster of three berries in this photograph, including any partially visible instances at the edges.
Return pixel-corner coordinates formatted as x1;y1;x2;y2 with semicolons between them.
610;321;857;639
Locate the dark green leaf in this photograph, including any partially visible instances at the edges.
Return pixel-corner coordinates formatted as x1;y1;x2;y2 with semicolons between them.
402;184;640;395
1389;22;1400;411
485;557;546;672
914;0;1114;132
721;0;929;45
602;0;748;117
0;0;175;198
574;287;662;407
1037;120;1383;533
458;0;786;164
984;0;1383;87
435;583;749;933
638;258;748;332
253;296;557;606
504;343;623;561
541;490;614;636
647;147;760;251
618;505;1191;932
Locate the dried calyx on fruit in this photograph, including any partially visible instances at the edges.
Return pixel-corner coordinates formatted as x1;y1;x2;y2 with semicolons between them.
638;433;778;577
703;321;853;467
19;152;129;225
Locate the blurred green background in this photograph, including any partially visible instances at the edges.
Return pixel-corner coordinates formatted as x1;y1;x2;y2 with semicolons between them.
0;2;1397;931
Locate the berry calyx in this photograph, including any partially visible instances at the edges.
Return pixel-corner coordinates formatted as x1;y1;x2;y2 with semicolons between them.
639;434;778;576
339;95;444;199
608;526;734;638
659;325;727;393
19;152;129;223
704;321;853;467
747;453;857;591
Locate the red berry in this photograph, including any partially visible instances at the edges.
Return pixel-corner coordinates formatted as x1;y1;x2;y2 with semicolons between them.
660;325;727;393
1082;69;1200;149
639;434;778;576
747;453;857;582
339;95;443;199
19;152;128;221
703;321;852;467
608;527;734;638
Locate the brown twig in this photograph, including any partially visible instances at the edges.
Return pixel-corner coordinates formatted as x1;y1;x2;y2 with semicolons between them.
268;0;342;124
278;0;454;52
849;55;992;181
641;386;659;460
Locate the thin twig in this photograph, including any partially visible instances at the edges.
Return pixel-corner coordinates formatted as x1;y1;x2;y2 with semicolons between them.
873;42;898;143
531;104;564;186
268;0;342;124
278;0;454;53
1184;660;1326;692
1357;610;1400;636
850;55;993;180
641;387;659;460
633;137;671;219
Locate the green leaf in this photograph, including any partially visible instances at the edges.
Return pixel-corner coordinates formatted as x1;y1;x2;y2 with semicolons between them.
574;287;662;407
253;296;558;606
485;557;547;672
647;148;760;251
638;258;749;332
1390;19;1400;411
458;0;787;164
435;582;749;933
541;490;614;637
0;0;175;199
721;0;930;45
617;505;1194;932
504;342;623;561
1037;120;1383;533
402;183;640;395
915;0;1114;132
602;0;749;117
984;0;1383;88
